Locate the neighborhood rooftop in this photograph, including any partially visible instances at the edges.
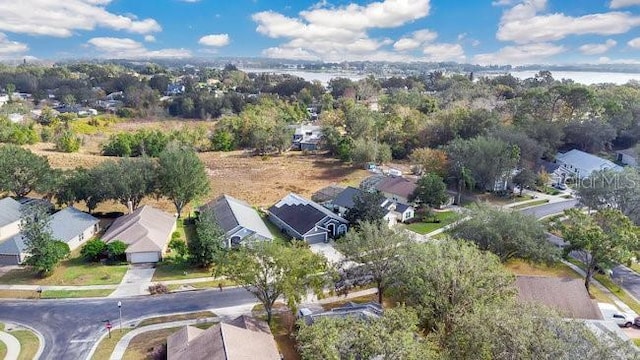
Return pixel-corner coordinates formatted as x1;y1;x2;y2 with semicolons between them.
515;276;603;320
555;149;622;179
203;195;273;241
375;176;418;199
167;315;280;360
0;197;21;228
101;205;175;253
49;207;99;244
301;301;384;326
269;193;346;235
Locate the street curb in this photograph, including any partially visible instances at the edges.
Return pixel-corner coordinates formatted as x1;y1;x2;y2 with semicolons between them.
84;309;222;360
0;321;46;360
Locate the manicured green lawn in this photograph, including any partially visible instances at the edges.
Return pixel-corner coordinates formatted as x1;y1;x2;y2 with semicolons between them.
152;260;213;281
137;311;216;327
12;329;40;360
42;289;113;298
0;257;127;286
261;215;290;242
0;340;6;360
510;199;550;210
405;211;460;235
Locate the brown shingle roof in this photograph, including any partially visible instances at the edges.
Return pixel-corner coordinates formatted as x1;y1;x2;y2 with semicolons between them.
515;276;603;320
102;205;176;253
375;177;417;199
167;316;280;360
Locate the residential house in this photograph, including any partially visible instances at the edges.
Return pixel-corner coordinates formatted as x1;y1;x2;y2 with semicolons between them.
361;175;417;206
311;185;345;204
49;207;100;251
292;124;323;151
329;186;414;225
298;301;383;326
0;197;21;242
101;205;177;264
554;149;622;181
515;276;602;320
200;195;273;248
0;206;99;265
268;193;348;243
167;315;280;360
616;148;638;167
166;84;185;96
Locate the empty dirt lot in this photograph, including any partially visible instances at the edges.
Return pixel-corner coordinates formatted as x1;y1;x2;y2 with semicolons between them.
24;144;370;212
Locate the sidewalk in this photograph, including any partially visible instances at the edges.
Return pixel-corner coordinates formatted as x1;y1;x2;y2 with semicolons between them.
108;317;219;360
0;330;20;360
502;190;571;210
562;260;636;314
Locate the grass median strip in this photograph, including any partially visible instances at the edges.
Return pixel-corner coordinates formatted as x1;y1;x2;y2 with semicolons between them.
511;199;550;210
41;289;113;299
12;329;40;360
137;311;216;327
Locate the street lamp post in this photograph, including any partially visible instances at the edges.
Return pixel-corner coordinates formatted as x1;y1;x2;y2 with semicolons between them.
117;301;123;333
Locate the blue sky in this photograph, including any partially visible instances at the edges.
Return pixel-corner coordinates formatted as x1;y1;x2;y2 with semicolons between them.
1;0;640;65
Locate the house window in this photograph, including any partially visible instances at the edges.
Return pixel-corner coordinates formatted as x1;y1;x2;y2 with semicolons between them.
79;233;84;242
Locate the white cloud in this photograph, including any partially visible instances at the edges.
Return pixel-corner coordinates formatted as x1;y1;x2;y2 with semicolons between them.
497;0;640;44
610;0;640;9
252;0;432;61
0;33;28;57
87;37;190;58
473;42;565;65
598;56;640;64
393;29;437;51
144;35;156;42
629;37;640;48
0;0;161;37
579;39;617;55
198;34;230;47
492;0;515;6
422;43;465;62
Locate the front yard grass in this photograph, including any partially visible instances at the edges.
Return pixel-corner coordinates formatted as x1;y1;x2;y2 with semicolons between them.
91;328;130;360
0;290;39;299
167;279;236;292
12;329;40;360
252;304;300;360
404;211;460;235
151;260;213;281
0;339;5;360
122;327;178;360
41;289;113;298
0;256;127;286
504;259;581;278
137;311;216;327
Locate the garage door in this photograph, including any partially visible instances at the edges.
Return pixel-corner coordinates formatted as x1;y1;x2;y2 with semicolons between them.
129;252;160;264
0;254;19;265
305;232;327;244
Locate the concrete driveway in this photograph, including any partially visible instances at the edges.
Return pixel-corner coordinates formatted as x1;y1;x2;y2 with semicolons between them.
309;241;345;265
108;264;156;298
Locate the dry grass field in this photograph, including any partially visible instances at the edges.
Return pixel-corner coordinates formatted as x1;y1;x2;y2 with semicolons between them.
24;129;370;212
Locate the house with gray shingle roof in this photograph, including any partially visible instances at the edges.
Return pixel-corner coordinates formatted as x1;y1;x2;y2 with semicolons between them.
0;197;21;242
102;205;177;264
50;207;100;251
555;149;622;180
201;195;273;248
329;186;415;226
0;206;99;265
268;193;348;244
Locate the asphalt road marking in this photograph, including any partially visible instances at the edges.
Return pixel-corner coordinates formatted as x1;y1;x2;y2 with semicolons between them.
69;339;95;343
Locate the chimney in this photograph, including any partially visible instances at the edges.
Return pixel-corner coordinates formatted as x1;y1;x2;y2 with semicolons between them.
127;200;133;214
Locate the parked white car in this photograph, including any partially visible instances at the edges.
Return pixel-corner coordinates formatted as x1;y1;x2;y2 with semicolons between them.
600;303;637;327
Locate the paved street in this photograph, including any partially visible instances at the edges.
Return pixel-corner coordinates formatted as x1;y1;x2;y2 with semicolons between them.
612;265;640;303
0;287;257;360
519;199;578;219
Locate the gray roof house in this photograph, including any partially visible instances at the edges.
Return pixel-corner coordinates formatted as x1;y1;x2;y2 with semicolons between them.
555;149;623;180
298;301;383;326
201;195;273;248
102;205;177;264
330;186;415;225
49;207;100;251
167;315;280;360
361;175;418;206
268;193;348;244
292;124;323;151
0;206;99;265
0;197;22;242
